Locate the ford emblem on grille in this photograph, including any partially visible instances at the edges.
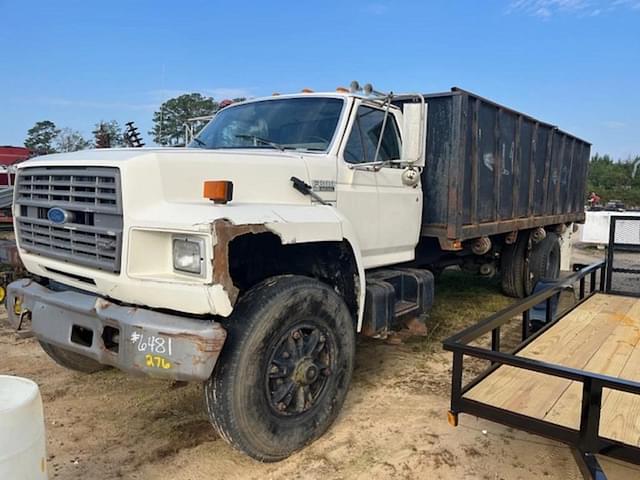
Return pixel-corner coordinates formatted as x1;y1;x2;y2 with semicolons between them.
47;207;72;224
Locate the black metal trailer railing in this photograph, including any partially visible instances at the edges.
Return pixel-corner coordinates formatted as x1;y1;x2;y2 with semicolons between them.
443;217;640;480
606;215;640;298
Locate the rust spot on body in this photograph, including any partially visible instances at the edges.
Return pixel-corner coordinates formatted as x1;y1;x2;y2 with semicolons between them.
158;329;227;354
95;298;112;310
213;219;267;305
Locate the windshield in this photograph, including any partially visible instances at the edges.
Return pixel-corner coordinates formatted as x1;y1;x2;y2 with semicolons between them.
189;97;344;152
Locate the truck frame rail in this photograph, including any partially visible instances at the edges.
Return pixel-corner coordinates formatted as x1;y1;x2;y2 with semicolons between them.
444;216;640;479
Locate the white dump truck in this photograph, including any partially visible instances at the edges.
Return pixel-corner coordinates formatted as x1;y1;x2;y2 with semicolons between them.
7;84;589;460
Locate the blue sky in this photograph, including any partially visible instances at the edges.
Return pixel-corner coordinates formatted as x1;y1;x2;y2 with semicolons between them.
1;0;638;158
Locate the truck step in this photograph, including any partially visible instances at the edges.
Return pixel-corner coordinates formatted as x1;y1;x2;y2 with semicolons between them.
361;268;434;337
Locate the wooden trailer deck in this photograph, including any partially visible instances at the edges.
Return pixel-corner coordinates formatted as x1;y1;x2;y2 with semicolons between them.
465;293;640;448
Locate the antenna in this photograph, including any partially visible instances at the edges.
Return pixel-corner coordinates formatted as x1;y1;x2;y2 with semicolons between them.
124;121;145;148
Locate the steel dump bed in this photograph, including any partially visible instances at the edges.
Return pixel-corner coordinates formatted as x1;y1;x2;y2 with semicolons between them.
399;88;590;247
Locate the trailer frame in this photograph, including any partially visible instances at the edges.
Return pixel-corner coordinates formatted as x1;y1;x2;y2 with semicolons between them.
443;217;640;479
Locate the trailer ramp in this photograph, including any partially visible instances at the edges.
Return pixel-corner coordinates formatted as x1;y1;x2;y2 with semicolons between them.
444;218;640;480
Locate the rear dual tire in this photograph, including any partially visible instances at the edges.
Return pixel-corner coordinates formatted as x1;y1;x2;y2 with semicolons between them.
501;231;561;298
500;233;531;298
530;232;561;285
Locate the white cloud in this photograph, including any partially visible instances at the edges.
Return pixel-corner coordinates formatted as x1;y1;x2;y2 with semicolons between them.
537;6;553;16
508;0;640;17
614;0;640;9
363;3;389;15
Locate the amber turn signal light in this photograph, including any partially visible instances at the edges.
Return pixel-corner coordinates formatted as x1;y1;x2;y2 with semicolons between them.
203;180;233;204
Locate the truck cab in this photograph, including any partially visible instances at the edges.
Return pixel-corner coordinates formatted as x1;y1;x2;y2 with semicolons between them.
191;92;427;267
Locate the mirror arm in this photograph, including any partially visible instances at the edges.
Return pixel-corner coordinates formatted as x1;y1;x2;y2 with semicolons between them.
372;92;394;164
347;159;409;172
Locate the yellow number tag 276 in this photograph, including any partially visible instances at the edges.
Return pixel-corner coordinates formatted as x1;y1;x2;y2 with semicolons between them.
145;354;172;369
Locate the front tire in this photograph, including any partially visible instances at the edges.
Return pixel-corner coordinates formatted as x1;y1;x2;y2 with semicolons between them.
204;275;355;461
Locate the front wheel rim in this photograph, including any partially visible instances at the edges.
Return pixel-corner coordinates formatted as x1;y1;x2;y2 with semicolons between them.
265;323;335;417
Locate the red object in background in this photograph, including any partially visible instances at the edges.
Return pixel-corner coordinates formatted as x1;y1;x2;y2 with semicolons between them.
0;146;30;185
0;146;31;225
0;145;30;164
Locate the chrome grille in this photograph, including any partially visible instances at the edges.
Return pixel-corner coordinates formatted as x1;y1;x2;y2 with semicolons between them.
15;166;123;273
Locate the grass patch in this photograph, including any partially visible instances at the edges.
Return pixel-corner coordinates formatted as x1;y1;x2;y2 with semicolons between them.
412;269;514;352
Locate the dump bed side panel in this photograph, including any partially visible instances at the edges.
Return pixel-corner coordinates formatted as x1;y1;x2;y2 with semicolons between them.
414;89;589;244
421;94;455;228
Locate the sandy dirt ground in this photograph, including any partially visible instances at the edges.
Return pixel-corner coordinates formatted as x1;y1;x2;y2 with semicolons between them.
1;247;639;480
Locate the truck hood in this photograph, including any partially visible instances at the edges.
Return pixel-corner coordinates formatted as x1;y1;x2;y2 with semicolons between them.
19;147;315;207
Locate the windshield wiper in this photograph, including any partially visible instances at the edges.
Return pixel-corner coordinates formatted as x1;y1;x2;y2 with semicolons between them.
235;134;285;151
190;137;206;147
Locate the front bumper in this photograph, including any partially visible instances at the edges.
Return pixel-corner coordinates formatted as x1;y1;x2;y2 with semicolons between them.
6;279;227;381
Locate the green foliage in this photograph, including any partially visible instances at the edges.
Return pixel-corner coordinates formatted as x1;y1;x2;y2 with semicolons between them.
24;120;60;154
587;154;640;207
150;93;218;146
93;120;125;148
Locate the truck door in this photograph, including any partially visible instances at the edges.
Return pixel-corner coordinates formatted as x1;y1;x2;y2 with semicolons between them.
372;108;422;264
337;102;421;268
336;102;380;267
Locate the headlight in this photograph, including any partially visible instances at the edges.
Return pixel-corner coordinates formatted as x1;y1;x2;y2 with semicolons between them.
172;237;204;275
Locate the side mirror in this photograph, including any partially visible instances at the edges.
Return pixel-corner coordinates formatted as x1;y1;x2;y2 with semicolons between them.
401;102;427;167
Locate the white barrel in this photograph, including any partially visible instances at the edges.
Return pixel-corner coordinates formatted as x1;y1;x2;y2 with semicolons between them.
0;375;48;479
